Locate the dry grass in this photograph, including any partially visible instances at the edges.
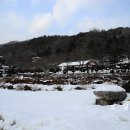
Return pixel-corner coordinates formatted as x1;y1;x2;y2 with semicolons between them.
0;77;35;84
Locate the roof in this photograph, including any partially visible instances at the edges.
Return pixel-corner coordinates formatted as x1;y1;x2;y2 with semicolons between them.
59;60;90;67
0;56;3;58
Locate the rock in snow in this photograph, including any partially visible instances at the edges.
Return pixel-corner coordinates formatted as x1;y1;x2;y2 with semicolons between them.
94;84;127;105
95;99;116;105
94;91;127;101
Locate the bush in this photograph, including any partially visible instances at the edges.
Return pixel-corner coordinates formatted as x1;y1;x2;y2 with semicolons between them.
122;80;130;93
54;86;63;91
70;81;77;85
7;85;14;90
24;85;32;91
75;87;85;90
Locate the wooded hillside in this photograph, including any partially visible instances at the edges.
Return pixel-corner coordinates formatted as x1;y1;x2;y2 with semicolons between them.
0;27;130;68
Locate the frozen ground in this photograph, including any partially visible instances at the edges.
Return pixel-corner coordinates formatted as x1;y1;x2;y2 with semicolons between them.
0;85;130;130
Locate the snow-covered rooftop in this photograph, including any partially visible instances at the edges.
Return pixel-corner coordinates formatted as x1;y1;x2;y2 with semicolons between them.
0;56;3;58
59;60;90;67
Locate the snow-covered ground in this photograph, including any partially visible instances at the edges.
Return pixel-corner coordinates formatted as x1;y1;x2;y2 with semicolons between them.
0;82;91;91
0;85;130;130
94;84;126;92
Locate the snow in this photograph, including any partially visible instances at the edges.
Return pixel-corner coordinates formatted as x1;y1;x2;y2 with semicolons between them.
59;60;90;67
0;82;126;92
1;82;92;91
0;85;130;130
94;84;126;92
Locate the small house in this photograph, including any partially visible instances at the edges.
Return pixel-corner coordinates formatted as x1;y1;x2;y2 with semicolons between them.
59;60;99;72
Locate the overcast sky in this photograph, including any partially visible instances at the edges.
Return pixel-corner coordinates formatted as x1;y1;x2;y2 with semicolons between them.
0;0;130;44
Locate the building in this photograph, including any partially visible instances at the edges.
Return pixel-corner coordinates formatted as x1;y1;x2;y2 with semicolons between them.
58;60;99;72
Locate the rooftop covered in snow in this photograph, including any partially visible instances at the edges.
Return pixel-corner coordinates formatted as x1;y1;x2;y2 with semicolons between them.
59;60;98;67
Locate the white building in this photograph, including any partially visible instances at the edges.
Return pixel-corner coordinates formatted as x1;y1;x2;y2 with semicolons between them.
59;60;98;73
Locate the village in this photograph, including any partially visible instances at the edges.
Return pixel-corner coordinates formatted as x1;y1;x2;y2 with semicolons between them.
0;55;130;130
0;55;130;92
1;55;130;75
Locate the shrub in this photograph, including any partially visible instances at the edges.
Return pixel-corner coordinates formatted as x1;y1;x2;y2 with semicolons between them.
24;85;32;91
7;85;14;90
75;87;85;90
122;80;130;93
70;81;77;85
54;86;63;91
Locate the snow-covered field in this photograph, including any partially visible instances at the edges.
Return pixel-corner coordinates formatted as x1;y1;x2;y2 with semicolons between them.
0;85;130;130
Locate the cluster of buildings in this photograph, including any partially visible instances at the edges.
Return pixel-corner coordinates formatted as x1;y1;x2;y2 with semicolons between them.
0;56;15;76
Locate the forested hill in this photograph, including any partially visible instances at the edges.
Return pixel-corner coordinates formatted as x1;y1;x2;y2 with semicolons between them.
0;27;130;68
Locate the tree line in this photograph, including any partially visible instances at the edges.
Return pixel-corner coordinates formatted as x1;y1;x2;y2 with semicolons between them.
0;27;130;69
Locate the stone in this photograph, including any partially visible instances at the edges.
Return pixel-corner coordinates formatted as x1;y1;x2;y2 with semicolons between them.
7;85;14;90
95;98;115;105
74;87;85;90
93;85;127;105
54;86;63;91
94;91;127;101
24;85;31;91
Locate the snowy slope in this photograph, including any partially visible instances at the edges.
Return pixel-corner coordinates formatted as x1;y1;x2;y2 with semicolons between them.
0;87;130;130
